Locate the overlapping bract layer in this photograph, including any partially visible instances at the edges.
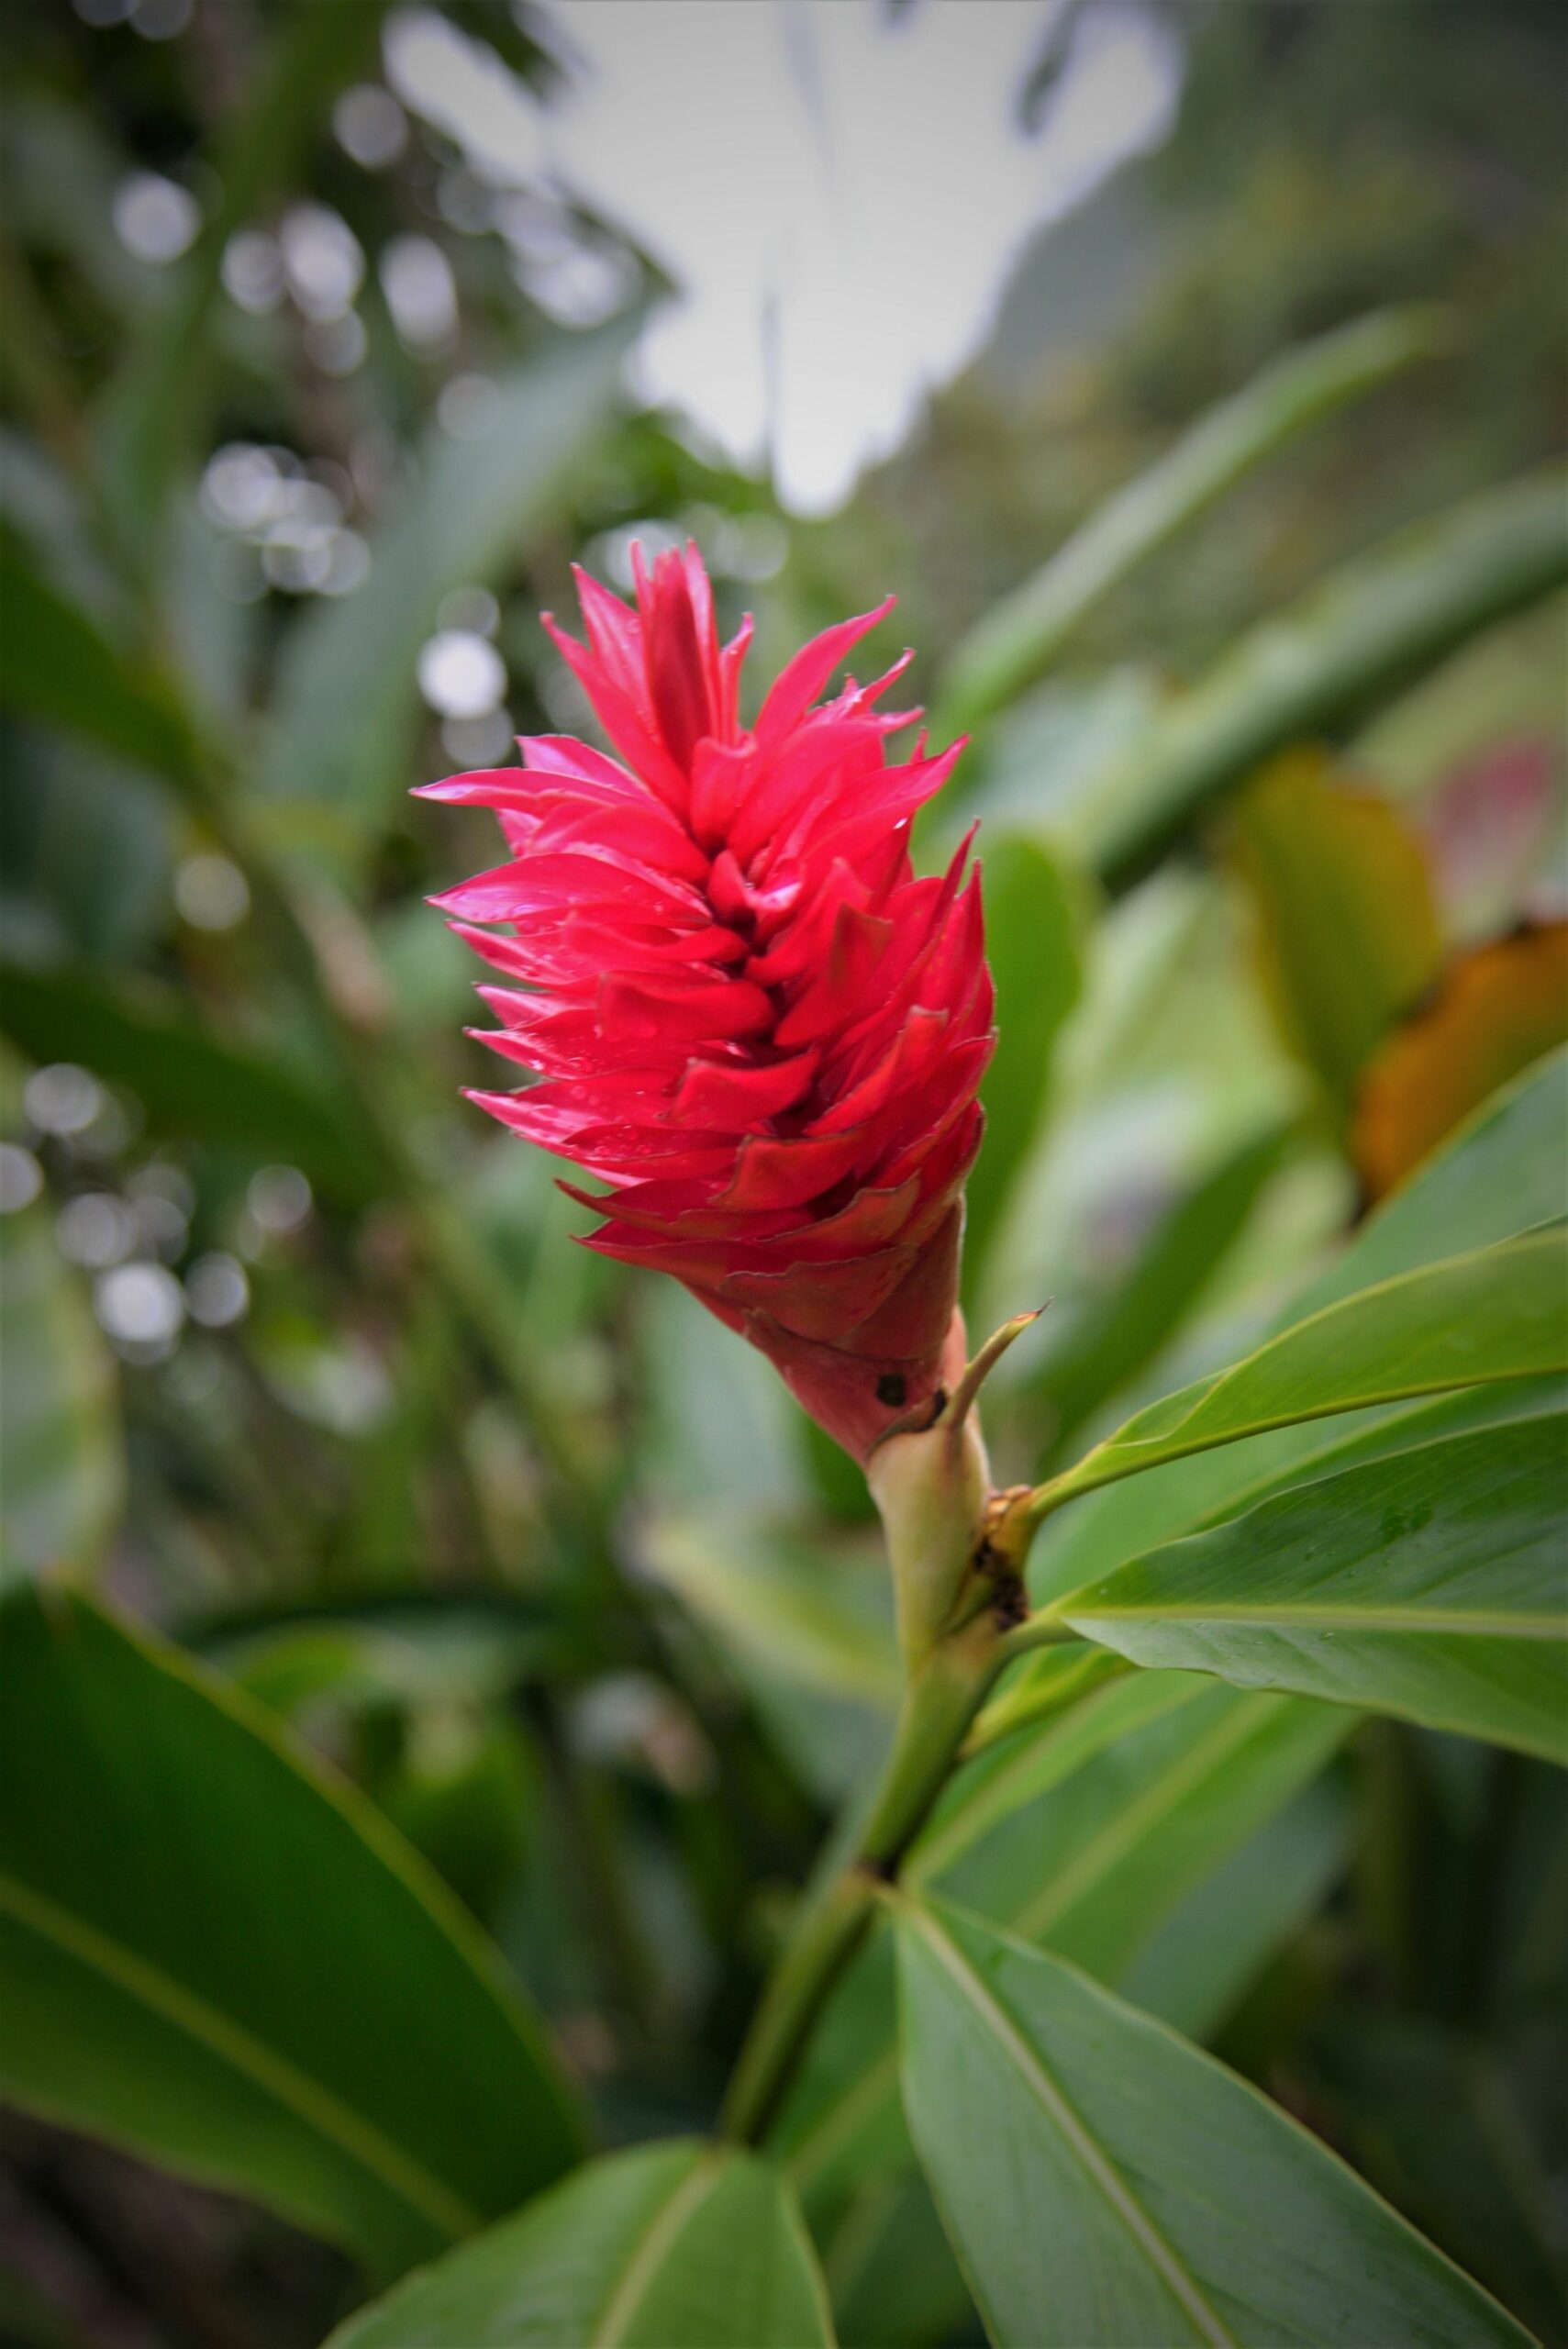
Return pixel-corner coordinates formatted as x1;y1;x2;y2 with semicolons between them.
422;546;993;1458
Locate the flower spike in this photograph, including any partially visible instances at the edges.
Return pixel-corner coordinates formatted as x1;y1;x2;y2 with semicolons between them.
420;543;995;1460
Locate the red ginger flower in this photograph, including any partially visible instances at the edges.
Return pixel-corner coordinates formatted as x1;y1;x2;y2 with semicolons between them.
420;545;993;1461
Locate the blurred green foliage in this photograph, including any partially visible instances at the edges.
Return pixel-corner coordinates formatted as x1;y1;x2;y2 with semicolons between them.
0;1;1564;2343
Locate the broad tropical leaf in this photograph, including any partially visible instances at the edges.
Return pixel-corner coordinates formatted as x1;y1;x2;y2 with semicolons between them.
1034;1223;1566;1517
894;1895;1529;2347
1115;1773;1352;2043
913;1687;1351;1981
1029;1052;1568;1602
1354;922;1568;1199
1309;2014;1568;2349
0;1586;584;2278
1052;1410;1568;1759
1020;1123;1292;1462
776;1682;1350;2215
327;2139;835;2348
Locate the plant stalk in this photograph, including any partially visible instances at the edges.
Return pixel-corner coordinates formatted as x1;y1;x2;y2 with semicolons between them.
721;1315;1050;2143
720;1609;1004;2145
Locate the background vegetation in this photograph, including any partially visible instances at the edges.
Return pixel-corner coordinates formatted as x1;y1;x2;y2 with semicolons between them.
0;2;1564;2343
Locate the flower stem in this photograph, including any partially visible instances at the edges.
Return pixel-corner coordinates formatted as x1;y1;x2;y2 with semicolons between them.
720;1610;1004;2145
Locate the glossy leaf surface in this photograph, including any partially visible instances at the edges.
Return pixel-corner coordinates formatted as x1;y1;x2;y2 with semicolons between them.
894;1895;1529;2347
1029;1052;1568;1601
1037;1222;1567;1518
777;1682;1350;2213
1055;1410;1568;1758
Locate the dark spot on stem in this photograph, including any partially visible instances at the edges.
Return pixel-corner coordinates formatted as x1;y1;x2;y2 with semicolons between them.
971;1536;1030;1629
876;1374;907;1406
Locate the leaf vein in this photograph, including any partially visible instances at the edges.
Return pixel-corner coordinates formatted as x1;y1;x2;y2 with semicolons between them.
0;1874;479;2243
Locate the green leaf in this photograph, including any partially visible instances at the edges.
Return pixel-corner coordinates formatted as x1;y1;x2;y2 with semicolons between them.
1307;1046;1568;1309
0;1209;122;1581
0;958;393;1207
893;1894;1528;2347
326;2139;836;2348
258;324;639;852
914;1686;1351;1986
203;1602;562;1721
1059;466;1568;886
936;308;1445;736
775;1683;1349;2214
1054;1411;1568;1760
909;1669;1212;1898
1037;1225;1567;1517
0;1586;584;2278
1115;1773;1352;2044
1029;1052;1568;1602
1230;753;1443;1122
962;834;1083;1289
0;527;204;788
1353;923;1568;1205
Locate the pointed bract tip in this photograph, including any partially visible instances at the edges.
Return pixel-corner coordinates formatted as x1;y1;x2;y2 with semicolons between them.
940;1303;1048;1441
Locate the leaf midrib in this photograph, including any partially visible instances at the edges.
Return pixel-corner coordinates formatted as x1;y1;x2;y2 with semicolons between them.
0;1873;480;2244
1115;1229;1563;1455
1064;1601;1566;1639
1012;1694;1284;1944
1050;1226;1568;1509
1078;1355;1561;1494
592;2152;724;2348
902;1900;1237;2348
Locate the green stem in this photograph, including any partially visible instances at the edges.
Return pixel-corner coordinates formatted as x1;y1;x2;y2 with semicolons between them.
720;1612;1004;2145
995;1609;1084;1663
961;1643;1129;1760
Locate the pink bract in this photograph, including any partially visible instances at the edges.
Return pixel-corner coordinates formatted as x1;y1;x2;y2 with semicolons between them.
419;544;993;1460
